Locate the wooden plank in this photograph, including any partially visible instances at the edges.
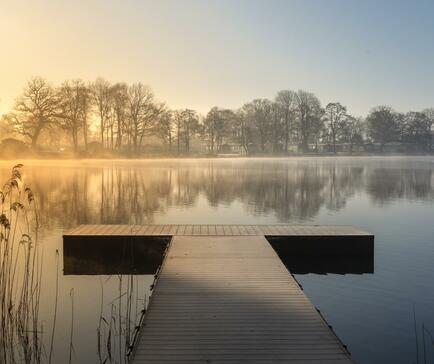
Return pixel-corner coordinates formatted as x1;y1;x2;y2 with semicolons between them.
252;225;263;235
216;225;224;236
184;225;193;235
177;225;186;235
148;225;160;235
97;224;112;235
117;225;132;235
200;225;208;235
230;225;241;235
154;225;165;235
208;225;216;236
105;224;119;235
64;224;373;238
223;225;232;235
193;225;201;235
71;224;87;235
237;225;248;236
244;225;255;235
132;225;147;236
161;225;171;235
130;236;354;364
170;225;178;235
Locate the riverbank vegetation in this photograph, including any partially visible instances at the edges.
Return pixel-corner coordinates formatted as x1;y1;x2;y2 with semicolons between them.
0;165;42;363
0;164;149;363
1;77;433;158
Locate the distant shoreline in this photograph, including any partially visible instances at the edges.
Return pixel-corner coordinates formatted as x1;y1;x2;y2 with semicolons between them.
1;153;434;162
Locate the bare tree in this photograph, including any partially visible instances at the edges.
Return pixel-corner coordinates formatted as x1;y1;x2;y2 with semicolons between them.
203;107;233;153
91;78;112;148
294;90;322;153
173;110;183;154
231;109;252;154
181;109;199;153
81;85;91;151
58;79;90;151
274;90;297;153
111;83;129;151
154;105;173;153
5;77;59;147
323;102;347;154
243;99;273;152
310;112;325;152
204;107;219;153
127;83;158;153
341;115;365;153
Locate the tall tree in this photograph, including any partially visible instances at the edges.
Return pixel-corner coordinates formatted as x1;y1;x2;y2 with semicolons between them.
294;90;322;153
310;112;325;152
341;115;365;153
403;111;432;152
323;102;347;154
231;109;252;154
5;77;59;147
91;78;112;148
366;106;399;152
422;108;434;152
174;110;183;154
58;79;90;151
127;83;156;153
154;105;173;153
204;107;220;153
243;99;273;152
274;90;297;153
111;83;129;150
81;84;91;151
180;109;199;153
270;103;283;153
203;107;233;153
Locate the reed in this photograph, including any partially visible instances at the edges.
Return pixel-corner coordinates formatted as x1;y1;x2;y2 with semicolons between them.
0;164;42;363
96;274;147;364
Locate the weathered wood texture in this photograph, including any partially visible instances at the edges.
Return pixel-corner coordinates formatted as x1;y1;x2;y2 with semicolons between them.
65;224;372;237
130;236;354;364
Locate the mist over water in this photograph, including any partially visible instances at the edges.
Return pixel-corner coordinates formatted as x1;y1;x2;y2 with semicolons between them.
1;157;433;364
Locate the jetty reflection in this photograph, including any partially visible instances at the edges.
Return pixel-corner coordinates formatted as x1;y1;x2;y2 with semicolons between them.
63;236;169;275
63;233;374;275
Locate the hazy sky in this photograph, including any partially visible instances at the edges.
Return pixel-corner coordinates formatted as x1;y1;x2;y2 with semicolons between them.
1;0;434;116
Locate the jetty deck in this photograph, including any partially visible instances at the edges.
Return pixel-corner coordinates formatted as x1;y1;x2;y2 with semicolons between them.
65;224;372;238
64;225;374;363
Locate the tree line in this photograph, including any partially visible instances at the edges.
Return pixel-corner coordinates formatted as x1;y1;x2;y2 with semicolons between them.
1;77;433;155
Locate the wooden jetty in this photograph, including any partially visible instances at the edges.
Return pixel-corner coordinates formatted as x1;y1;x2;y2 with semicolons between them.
64;225;374;363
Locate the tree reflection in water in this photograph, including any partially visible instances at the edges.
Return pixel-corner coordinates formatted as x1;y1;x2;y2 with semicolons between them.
0;158;432;230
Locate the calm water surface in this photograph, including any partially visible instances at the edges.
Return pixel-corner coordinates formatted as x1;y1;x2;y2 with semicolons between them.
1;157;433;364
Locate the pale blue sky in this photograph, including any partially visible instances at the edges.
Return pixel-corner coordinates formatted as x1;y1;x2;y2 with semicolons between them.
1;0;434;116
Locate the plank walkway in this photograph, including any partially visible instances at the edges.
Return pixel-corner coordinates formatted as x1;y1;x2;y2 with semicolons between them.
64;225;372;363
130;236;354;363
65;224;371;237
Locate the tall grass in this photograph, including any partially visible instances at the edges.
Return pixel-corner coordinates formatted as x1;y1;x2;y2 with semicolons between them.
0;164;42;363
0;165;158;363
97;274;147;364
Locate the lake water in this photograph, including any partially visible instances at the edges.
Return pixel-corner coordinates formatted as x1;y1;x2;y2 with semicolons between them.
1;157;433;364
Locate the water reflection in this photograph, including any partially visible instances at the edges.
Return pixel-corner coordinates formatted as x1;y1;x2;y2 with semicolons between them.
0;158;433;364
63;236;169;275
1;159;432;228
268;236;374;275
366;167;434;205
63;235;374;276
